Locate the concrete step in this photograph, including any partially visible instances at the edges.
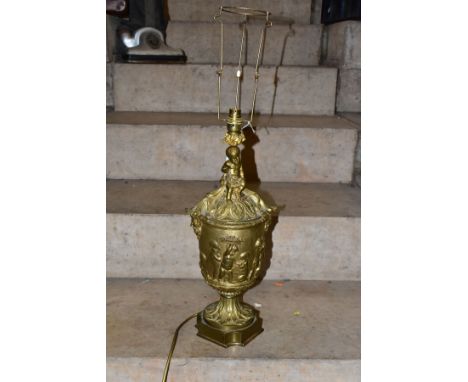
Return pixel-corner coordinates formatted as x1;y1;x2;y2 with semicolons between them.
336;68;360;113
340;113;361;187
323;21;361;70
113;63;337;115
106;180;360;280
107;112;357;183
106;63;113;109
166;21;322;66
167;0;314;24
107;278;360;382
312;0;322;24
322;21;361;113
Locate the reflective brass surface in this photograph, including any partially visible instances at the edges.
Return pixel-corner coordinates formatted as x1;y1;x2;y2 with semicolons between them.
188;5;274;348
190;108;274;347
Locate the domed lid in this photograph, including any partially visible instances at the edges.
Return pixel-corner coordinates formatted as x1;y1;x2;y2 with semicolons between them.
190;184;272;225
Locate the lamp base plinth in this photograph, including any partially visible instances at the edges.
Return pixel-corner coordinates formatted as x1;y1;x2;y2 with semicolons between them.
196;308;263;348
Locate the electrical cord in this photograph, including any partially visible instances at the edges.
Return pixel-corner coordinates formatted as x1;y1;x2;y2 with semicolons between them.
161;312;200;382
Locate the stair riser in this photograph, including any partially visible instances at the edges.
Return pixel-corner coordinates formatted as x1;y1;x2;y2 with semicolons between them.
107;124;356;183
107;63;113;108
106;214;361;280
113;64;338;115
167;0;313;24
322;21;361;113
108;358;360;382
167;22;322;66
324;21;361;70
337;69;361;113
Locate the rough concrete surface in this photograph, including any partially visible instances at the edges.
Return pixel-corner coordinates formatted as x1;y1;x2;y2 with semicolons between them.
107;278;360;381
113;64;337;115
107;214;360;280
340;113;361;188
167;0;314;24
108;358;360;382
311;0;323;24
336;69;361;113
339;112;361;126
324;21;361;69
106;112;357;182
106;180;360;280
107;63;113;108
167;21;322;66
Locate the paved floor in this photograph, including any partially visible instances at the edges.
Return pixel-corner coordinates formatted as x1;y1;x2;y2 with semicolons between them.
107;278;360;360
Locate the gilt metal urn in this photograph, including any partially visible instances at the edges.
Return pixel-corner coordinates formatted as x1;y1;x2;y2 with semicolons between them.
188;6;274;348
189;5;274;348
190;109;273;347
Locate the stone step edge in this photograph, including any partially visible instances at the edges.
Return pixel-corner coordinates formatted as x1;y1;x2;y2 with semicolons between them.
111;61;336;70
106;180;361;217
107;111;358;130
107;357;360;381
107;356;360;361
166;19;320;26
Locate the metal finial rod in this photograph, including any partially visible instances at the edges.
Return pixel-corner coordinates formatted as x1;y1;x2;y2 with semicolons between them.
218;22;224;120
249;19;271;123
235;18;247;110
214;8;224;120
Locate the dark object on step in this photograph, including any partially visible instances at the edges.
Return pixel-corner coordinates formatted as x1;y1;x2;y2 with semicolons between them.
119;27;186;63
321;0;361;25
107;0;129;17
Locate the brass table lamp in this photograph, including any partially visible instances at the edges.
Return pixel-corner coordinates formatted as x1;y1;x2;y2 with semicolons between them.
189;6;274;348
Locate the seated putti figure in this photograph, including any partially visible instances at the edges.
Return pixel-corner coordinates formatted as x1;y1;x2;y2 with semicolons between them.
191;145;273;221
221;146;245;201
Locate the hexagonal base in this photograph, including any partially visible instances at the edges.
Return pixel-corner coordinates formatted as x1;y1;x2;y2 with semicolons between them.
196;308;263;348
